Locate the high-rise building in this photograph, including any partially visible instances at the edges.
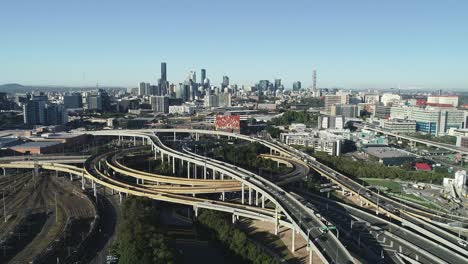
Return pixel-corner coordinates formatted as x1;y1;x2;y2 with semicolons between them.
257;80;270;92
373;105;392;119
45;104;68;125
204;95;219;107
274;79;282;91
293;81;302;91
324;94;349;114
222;76;229;88
63;93;82;109
138;82;146;96
159;62;168;96
330;104;360;117
218;93;231;107
161;62;167;82
150;96;169;113
390;106;465;135
187;71;196;83
23;98;46;125
201;69;206;85
86;95;102;110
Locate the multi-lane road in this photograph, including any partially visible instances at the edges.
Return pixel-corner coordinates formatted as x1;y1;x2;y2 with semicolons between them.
2;128;467;263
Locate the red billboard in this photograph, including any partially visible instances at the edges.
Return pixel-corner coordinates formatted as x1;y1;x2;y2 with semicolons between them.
215;115;240;130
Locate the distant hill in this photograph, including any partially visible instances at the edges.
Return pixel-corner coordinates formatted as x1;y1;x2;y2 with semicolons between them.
0;83;127;94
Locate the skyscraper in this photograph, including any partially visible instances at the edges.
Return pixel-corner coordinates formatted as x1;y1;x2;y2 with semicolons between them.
138;82;146;96
188;71;196;83
201;69;206;84
23;98;46;125
161;62;167;82
63;93;82;109
222;76;229;88
45;103;68;125
293;81;302;91
150;96;169;113
274;79;282;91
159;62;169;96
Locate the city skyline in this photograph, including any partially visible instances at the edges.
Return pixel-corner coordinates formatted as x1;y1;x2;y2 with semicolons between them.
1;0;468;89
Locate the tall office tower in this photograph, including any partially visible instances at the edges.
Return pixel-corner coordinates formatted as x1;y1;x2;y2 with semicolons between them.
257;80;270;92
23;97;46;125
138;82;146;96
45;103;68;125
204;94;219;107
150;96;169;113
159;62;168;95
201;69;206;84
86;95;102;110
190;81;198;100
293;81;302;91
188;71;196;83
218;93;232;107
161;62;167;82
274;79;282;91
63;93;83;109
222;76;229;88
98;89;112;112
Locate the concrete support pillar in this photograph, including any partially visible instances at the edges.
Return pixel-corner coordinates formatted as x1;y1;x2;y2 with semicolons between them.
241;183;245;204
222;191;225;201
292;228;296;252
274;207;279;235
255;191;259;206
204;165;207;180
212;169;216;180
193;206;198;218
111;188;114;195
173;131;176;141
69;173;73;181
119;192;123;204
309;248;313;264
221;173;224;180
248;187;252;205
172;156;175;174
261;194;265;208
232;213;236;224
81;175;85;190
154;148;157;160
161;153;164;164
187;161;191;179
93;182;97;197
55;170;58;178
167;154;170;164
133;137;136;146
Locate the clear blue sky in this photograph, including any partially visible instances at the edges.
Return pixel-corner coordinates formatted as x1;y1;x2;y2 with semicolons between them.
1;0;467;89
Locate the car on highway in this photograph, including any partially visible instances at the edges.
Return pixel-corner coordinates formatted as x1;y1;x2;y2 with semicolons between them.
458;240;468;247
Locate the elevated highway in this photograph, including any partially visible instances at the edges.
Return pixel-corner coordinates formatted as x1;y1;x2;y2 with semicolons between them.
71;129;353;264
